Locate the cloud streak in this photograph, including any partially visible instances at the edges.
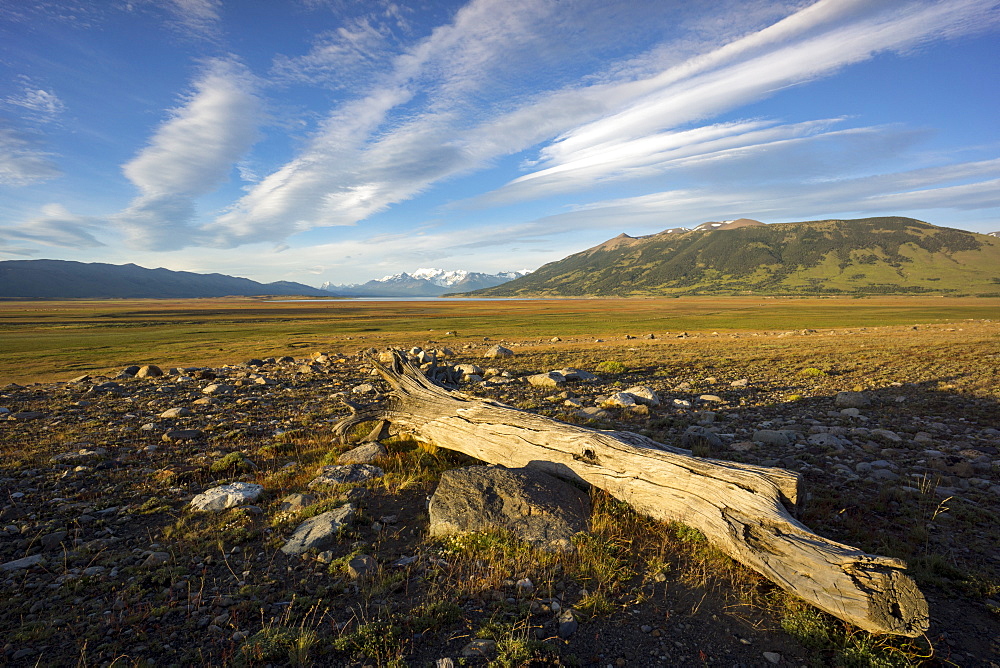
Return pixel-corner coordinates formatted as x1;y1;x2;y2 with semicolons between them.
114;58;263;249
202;0;1000;250
0;125;61;186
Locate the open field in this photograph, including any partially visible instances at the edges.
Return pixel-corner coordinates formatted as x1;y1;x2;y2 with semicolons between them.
1;296;999;385
1;298;999;666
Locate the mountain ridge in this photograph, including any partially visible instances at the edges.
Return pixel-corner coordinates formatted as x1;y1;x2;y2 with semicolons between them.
0;260;328;299
455;217;1000;297
323;268;529;297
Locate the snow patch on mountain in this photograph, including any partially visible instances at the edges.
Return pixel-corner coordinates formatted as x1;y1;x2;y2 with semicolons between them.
322;268;531;296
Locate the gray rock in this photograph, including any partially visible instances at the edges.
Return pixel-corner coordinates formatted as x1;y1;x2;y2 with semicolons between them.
202;383;234;395
763;651;782;664
136;365;163;378
871;428;902;443
309;464;384;487
454;364;484;377
807;433;846;449
159;407;193;418
189;482;264;512
280;504;356;555
601;392;636;408
278;493;315;513
623;386;660;407
40;531;68;551
461;639;497;658
577;407;611;420
1;554;45;571
352;383;377;394
526;372;566;388
835;391;870;408
162;429;203;442
698;394;723;403
681;426;723;451
558;368;597;381
730;378;749;388
142;551;171;568
428;465;590;551
347;554;376;579
484;345;514;358
752;429;796;447
337;442;388;464
870;469;900;482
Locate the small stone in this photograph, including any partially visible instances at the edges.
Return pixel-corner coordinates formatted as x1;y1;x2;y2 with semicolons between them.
189;482;264;512
159;407;193;418
280;504;356;555
697;394;723;403
142;551;171;568
834;391;870;408
484;345;514;358
602;392;636;408
337;442;388;465
202;383;234;395
526;372;566;388
136;365;164;378
762;651;782;664
309;464;384;487
278;493;315;513
162;429;203;442
515;578;534;594
347;554;376;580
461;639;497;657
681;426;723;451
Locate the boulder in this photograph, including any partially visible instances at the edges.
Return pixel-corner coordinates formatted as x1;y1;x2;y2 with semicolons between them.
484;345;514;358
525;372;566;388
623;386;660;407
189;482;264;512
601;392;636;408
835;391;870;409
428;465;590;551
280;504;356;555
136;365;163;378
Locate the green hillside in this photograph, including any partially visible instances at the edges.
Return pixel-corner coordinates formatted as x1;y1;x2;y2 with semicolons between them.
461;217;1000;297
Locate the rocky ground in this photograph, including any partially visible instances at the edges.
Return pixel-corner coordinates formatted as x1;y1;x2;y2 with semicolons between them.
1;322;999;667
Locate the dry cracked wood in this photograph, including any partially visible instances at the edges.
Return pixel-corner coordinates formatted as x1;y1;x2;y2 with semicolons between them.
334;352;929;637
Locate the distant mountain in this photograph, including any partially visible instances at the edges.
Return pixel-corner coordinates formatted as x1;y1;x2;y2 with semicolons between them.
0;260;329;299
323;267;530;297
458;217;1000;297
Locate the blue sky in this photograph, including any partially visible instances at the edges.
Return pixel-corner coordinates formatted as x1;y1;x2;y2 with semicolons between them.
2;0;999;286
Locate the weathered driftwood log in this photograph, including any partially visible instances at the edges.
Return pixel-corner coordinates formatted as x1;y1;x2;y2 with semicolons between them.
334;353;929;637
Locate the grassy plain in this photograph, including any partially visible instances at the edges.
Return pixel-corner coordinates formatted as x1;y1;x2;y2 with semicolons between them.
1;296;999;665
1;296;999;384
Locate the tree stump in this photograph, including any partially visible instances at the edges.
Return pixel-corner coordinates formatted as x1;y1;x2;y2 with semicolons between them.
333;352;928;636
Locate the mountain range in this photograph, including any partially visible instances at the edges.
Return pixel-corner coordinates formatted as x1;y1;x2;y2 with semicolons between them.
0;260;328;299
458;217;1000;297
322;268;530;297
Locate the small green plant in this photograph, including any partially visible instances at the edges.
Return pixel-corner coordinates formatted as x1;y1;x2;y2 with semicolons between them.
409;600;462;633
673;524;706;543
238;627;317;666
595;360;628;374
800;367;827;377
210;451;255;474
333;620;406;667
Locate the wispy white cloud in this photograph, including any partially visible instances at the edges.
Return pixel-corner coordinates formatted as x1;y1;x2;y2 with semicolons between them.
4;204;105;248
164;0;223;41
0;125;61;185
114;58;263;249
487;0;1000;203
534;158;1000;233
202;0;1000;251
3;84;66;123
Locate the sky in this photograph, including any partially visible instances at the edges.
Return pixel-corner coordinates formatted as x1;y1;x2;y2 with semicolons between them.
1;0;999;286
